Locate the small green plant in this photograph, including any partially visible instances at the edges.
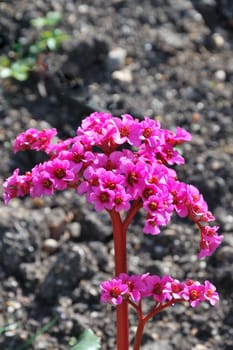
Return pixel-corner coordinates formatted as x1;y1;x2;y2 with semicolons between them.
70;329;101;350
0;11;69;81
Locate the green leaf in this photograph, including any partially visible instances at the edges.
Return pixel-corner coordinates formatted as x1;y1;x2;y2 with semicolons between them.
70;329;101;350
31;11;61;28
11;70;28;81
45;11;62;27
31;17;46;28
0;55;11;67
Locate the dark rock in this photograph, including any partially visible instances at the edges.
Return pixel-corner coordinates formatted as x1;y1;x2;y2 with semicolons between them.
38;242;98;302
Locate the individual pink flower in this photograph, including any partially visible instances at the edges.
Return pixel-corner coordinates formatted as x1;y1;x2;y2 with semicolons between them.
44;159;75;190
113;114;141;147
201;210;215;222
61;141;85;165
186;184;208;217
144;275;173;302
113;187;131;212
103;151;125;171
164;127;192;146
182;280;204;307
30;166;55;197
139;116;162;148
100;279;129;305
203;280;219;305
120;158;146;199
89;187;115;212
143;191;173;223
163;279;185;300
97;168;125;191
143;214;161;235
118;274;146;303
157;144;185;165
3;169;31;204
198;226;223;258
168;180;189;218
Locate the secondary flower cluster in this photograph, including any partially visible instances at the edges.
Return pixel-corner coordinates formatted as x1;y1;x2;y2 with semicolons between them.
3;112;223;258
100;273;219;308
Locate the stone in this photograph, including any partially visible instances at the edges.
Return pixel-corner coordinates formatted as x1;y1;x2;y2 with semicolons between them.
43;238;60;253
211;32;225;49
107;47;127;72
38;242;98;302
112;69;133;83
214;69;226;81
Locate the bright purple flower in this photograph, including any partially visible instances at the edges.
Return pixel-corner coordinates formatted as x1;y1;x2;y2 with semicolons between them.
113;114;141;147
203;280;219;305
30;166;55;197
77;112;120;151
100;151;123;171
182;280;204;307
45;159;75;190
97;168;124;190
186;184;208;217
89;187;115;212
143;190;173;221
198;226;223;258
139;116;162;148
77;165;105;200
201;210;215;222
100;279;129;305
164;127;192;146
167;180;188;217
144;275;173;302
113;187;131;212
157;144;185;165
3;169;31;203
118;273;146;302
163;279;185;300
120;159;146;199
143;214;161;235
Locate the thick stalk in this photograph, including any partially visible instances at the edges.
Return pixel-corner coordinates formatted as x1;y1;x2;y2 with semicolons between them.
109;210;129;350
133;319;146;350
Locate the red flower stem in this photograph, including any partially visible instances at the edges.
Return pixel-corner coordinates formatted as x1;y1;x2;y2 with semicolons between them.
133;318;146;350
133;299;183;350
109;210;129;350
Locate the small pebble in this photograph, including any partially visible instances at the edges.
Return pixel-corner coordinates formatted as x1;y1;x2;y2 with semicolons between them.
67;222;81;238
107;47;127;72
211;33;225;49
214;70;226;81
43;238;59;253
112;69;133;83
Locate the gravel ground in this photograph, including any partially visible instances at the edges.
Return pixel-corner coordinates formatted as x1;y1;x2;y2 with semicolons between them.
0;1;233;349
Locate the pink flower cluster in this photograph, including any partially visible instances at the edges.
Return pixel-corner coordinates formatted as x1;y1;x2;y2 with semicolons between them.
3;112;223;258
100;273;219;308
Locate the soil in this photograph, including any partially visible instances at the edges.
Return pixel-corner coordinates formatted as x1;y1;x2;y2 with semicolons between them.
0;1;233;349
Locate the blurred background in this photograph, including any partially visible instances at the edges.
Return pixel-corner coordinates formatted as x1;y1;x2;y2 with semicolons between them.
0;1;232;349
